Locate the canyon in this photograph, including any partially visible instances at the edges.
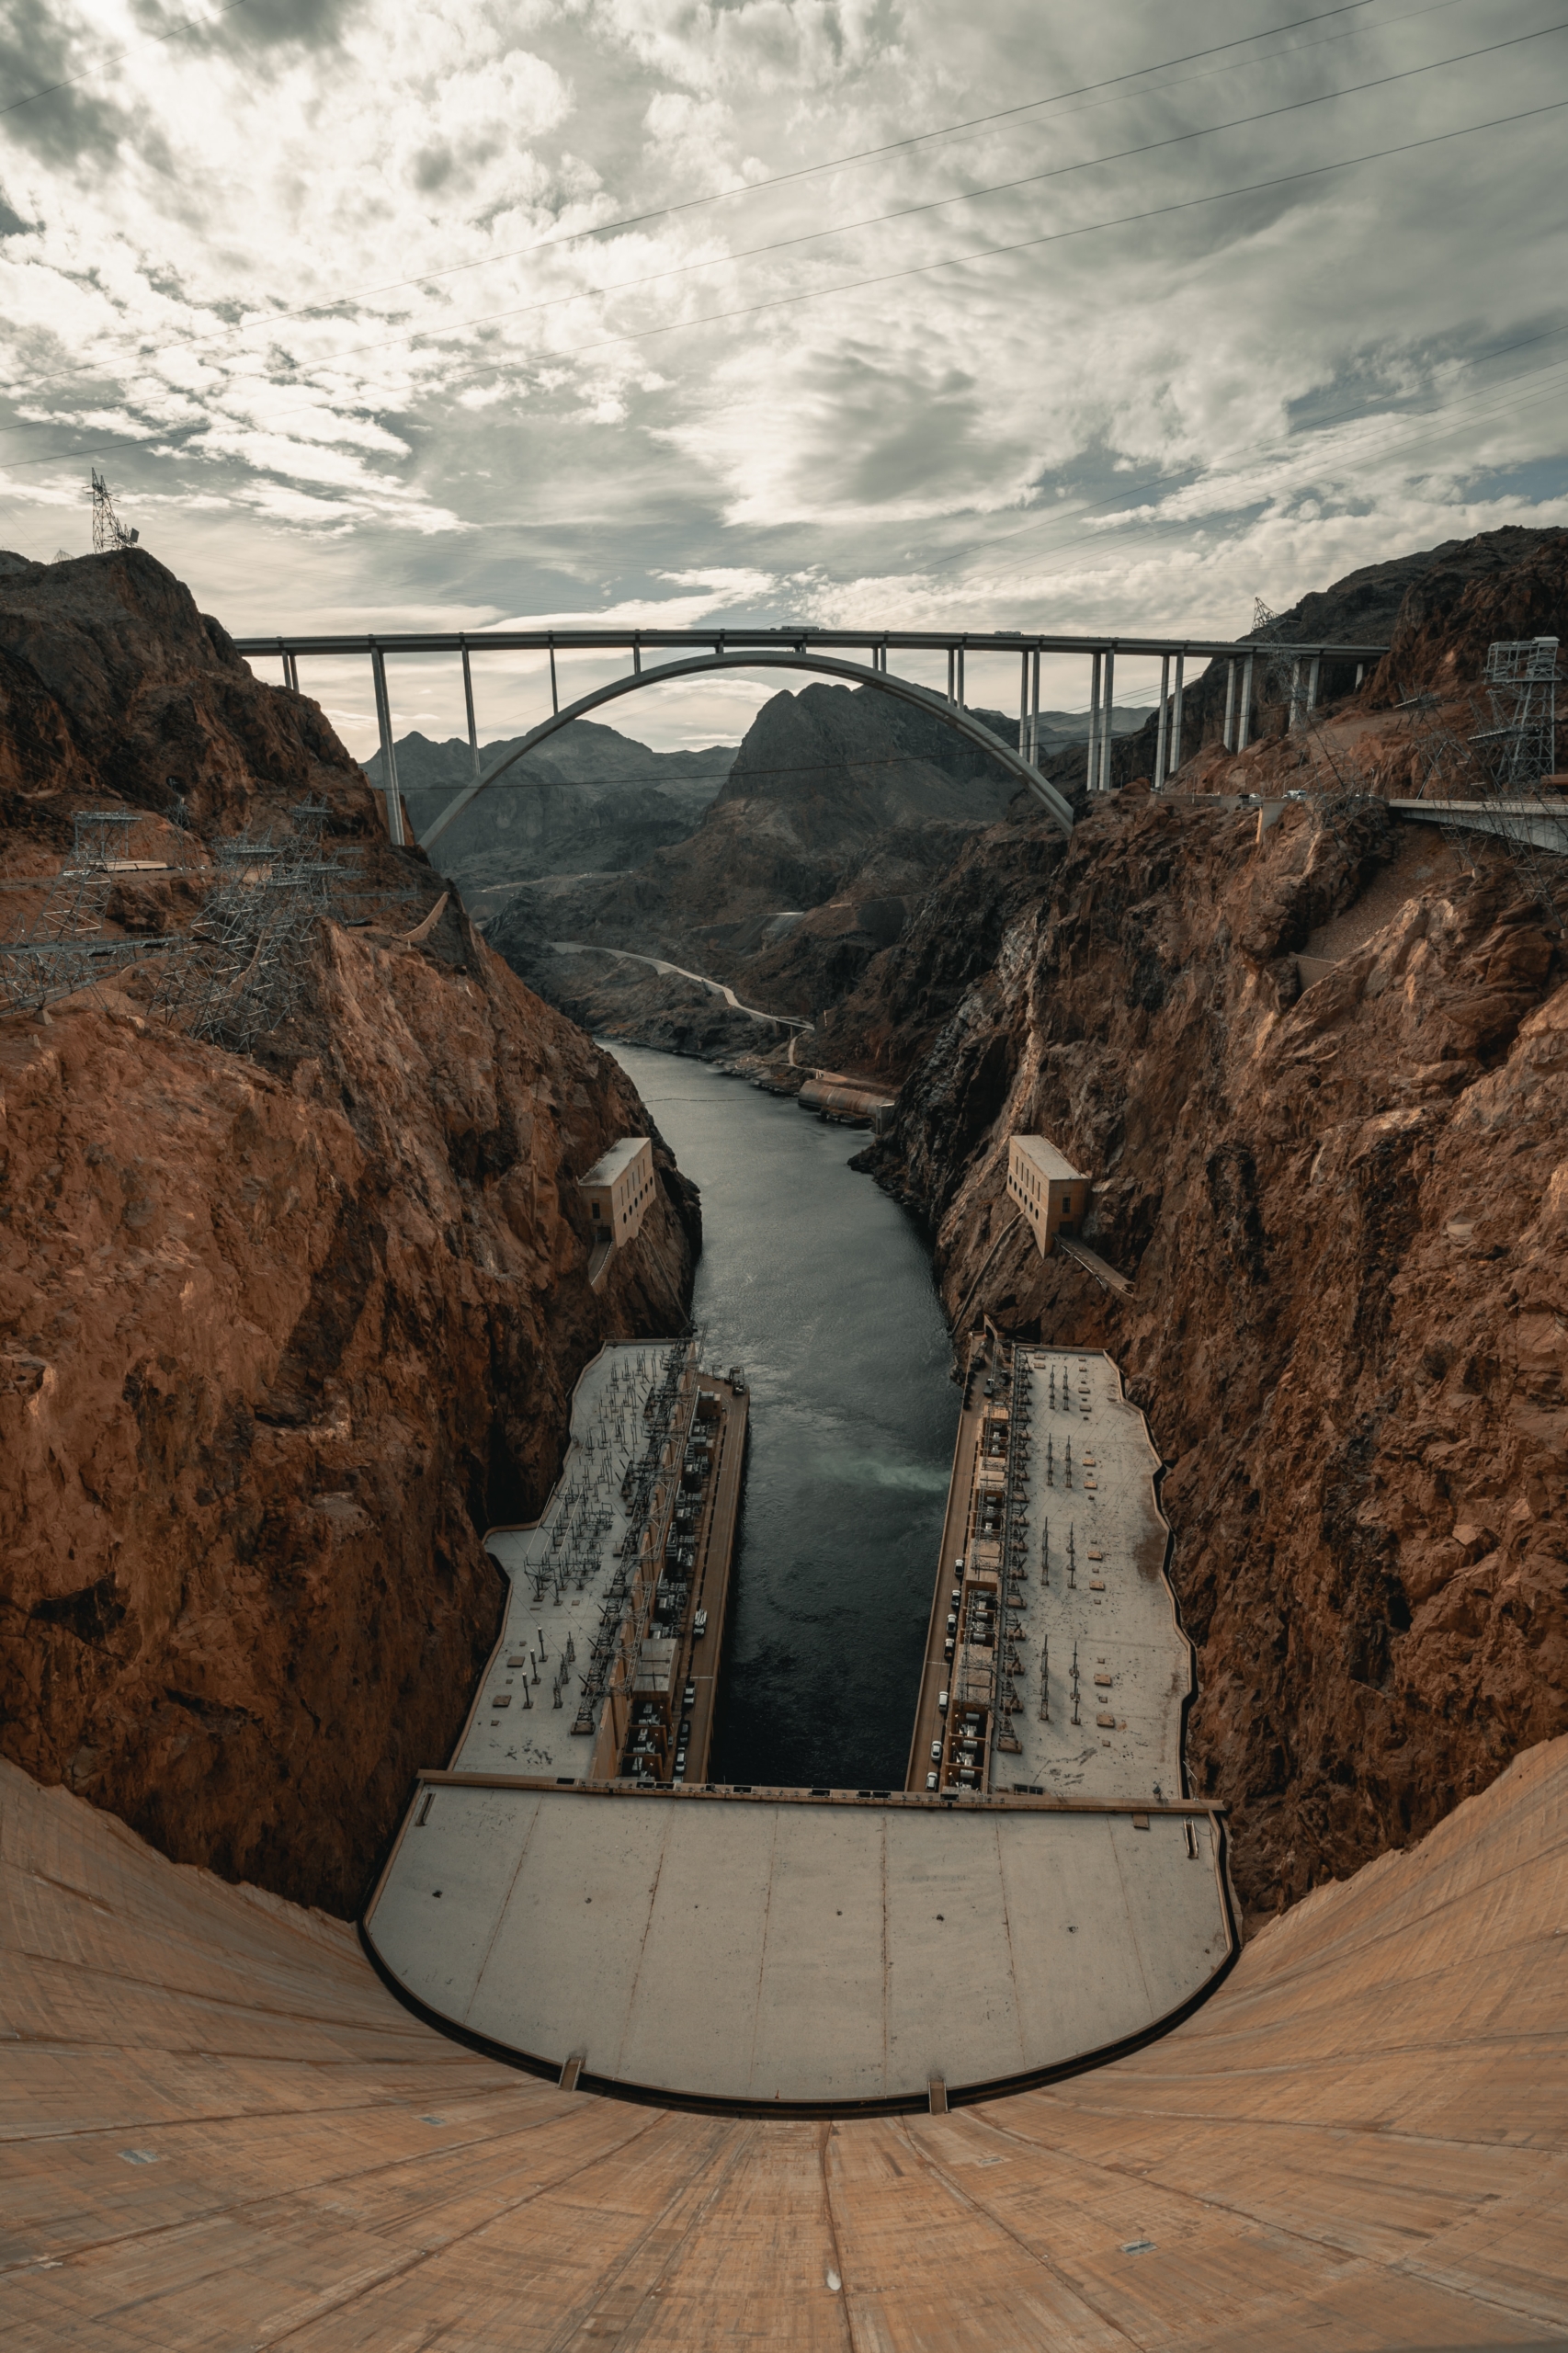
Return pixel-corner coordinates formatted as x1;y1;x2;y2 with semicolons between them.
494;528;1568;1921
1;528;1564;1938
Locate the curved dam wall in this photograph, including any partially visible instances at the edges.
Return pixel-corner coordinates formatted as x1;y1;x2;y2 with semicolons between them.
5;1738;1565;2347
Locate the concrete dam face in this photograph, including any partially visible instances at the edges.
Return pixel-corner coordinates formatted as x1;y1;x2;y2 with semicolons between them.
5;1735;1565;2347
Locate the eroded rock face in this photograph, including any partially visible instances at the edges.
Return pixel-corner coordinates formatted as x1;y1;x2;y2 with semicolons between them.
0;546;363;842
0;556;698;1916
854;790;1566;1916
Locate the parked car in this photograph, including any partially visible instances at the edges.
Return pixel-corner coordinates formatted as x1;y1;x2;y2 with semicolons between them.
926;1771;939;1790
693;1609;708;1637
683;1681;697;1709
930;1740;942;1762
938;1688;949;1713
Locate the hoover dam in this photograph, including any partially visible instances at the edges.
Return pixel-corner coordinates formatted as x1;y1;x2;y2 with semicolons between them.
6;1734;1564;2346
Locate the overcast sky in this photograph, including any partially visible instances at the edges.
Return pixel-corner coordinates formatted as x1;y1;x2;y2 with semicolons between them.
2;0;1564;756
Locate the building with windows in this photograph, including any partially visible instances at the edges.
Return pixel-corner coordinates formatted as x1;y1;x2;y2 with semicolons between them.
579;1137;655;1286
1007;1132;1091;1256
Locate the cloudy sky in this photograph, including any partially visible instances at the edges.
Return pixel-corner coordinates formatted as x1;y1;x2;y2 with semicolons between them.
2;0;1565;756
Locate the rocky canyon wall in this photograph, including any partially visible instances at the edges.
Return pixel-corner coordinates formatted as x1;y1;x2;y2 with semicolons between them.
0;552;697;1916
848;788;1566;1917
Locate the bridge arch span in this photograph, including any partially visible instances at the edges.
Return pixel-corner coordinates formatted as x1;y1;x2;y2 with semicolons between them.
416;648;1076;852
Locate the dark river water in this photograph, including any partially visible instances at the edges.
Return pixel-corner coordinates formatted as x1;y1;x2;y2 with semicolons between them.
606;1042;956;1790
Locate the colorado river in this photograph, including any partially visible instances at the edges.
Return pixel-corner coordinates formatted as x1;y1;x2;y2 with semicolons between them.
605;1042;954;1790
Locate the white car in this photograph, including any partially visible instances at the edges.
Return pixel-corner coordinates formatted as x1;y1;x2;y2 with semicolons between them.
926;1770;939;1790
693;1609;709;1637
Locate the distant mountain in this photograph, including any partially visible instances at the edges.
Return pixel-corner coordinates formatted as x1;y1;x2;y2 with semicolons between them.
490;680;1061;1018
366;720;734;889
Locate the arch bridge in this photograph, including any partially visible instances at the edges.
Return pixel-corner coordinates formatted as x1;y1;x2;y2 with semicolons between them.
233;623;1392;850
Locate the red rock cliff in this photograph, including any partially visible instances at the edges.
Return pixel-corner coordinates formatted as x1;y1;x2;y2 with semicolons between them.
0;552;698;1915
847;787;1566;1918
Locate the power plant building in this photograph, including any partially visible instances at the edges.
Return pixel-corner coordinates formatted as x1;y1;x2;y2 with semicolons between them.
1007;1132;1091;1255
579;1135;655;1247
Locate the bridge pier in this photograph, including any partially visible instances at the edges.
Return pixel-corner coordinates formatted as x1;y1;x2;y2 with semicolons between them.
1171;652;1186;776
1098;648;1116;793
1154;655;1170;789
1237;652;1256;753
461;648;480;779
369;647;406;847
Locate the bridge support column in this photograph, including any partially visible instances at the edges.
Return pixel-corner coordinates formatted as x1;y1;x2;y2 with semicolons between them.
1308;652;1322;712
1099;648;1116;792
461;648;480;779
549;641;559;715
369;648;407;847
947;646;956;706
1018;651;1029;762
1237;653;1256;753
1154;654;1169;789
1223;659;1238;752
281;649;299;693
1171;653;1185;776
957;645;965;710
1029;647;1040;765
1289;657;1303;733
1086;652;1102;794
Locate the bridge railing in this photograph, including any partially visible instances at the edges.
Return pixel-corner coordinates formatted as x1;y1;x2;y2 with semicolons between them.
232;625;1391;845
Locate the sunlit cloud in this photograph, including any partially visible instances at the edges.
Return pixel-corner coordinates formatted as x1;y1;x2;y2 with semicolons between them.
0;0;1562;769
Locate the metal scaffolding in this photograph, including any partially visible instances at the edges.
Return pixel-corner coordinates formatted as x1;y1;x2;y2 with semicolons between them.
148;799;346;1048
1399;637;1565;935
0;812;166;1015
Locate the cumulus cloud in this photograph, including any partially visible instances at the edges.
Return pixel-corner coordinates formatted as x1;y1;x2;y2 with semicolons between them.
0;0;1563;758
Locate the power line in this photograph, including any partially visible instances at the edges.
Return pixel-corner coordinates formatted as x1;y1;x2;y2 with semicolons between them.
7;92;1563;480
249;21;1567;383
0;0;1471;432
917;322;1568;589
0;0;251;119
145;0;1409;351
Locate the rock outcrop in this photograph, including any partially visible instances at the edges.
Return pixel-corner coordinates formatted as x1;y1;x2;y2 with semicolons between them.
850;779;1566;1916
0;552;698;1917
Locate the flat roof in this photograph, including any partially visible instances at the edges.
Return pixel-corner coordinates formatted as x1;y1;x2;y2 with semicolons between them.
579;1135;649;1189
1001;1349;1188;1798
366;1785;1234;2109
1011;1132;1088;1184
478;1342;676;1777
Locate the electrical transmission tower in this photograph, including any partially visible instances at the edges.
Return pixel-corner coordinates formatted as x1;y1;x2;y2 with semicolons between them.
90;469;140;555
1397;638;1565;936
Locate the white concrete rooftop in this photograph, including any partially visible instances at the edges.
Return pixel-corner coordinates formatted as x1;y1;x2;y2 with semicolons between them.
1011;1134;1088;1184
472;1342;672;1778
579;1134;648;1189
1001;1349;1190;1802
366;1785;1234;2109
